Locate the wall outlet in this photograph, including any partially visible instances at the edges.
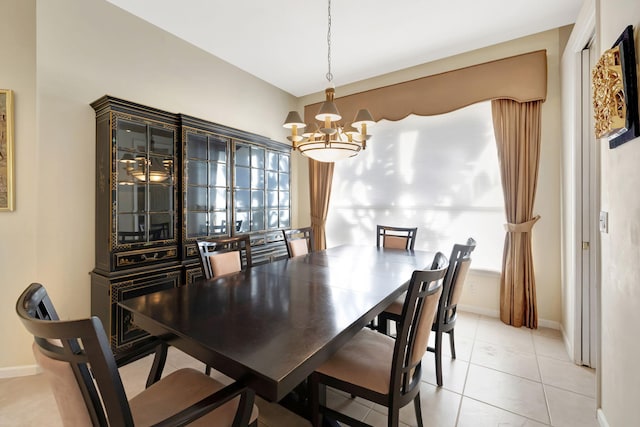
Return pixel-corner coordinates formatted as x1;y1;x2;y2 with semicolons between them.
599;211;609;233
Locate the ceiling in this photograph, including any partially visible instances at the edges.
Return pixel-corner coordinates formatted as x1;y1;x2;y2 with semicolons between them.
105;0;582;97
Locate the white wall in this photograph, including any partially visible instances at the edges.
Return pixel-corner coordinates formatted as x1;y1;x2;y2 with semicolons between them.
297;28;568;325
596;0;640;424
1;0;297;369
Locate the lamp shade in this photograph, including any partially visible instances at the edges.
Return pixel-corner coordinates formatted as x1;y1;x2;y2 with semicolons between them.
352;109;375;128
283;111;306;129
315;100;341;122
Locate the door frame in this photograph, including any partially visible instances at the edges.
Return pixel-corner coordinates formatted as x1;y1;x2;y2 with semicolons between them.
560;0;599;406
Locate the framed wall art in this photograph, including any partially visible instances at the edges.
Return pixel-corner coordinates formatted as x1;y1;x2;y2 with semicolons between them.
592;25;640;149
0;89;14;211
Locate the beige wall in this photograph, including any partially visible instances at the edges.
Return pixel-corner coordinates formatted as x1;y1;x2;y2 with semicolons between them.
297;28;567;326
0;0;37;371
597;0;640;424
1;0;297;369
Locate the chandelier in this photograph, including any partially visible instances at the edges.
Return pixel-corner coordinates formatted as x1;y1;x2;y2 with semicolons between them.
283;0;375;163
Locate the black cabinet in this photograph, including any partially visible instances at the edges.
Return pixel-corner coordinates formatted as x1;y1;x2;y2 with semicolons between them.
91;97;290;354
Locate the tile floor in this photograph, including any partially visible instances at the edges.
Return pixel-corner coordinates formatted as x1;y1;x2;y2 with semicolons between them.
0;312;597;427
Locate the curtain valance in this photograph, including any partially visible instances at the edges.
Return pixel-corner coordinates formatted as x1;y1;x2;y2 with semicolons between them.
304;50;547;124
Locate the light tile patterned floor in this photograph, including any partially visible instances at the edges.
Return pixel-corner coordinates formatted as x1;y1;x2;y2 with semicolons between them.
0;312;598;427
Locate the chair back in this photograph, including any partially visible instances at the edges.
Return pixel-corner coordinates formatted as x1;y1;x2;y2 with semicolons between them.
391;253;447;400
198;235;252;279
16;283;133;426
436;238;476;328
197;239;218;279
283;227;315;257
376;225;418;250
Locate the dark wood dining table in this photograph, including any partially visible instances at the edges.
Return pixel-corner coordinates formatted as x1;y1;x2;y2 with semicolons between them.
120;244;435;402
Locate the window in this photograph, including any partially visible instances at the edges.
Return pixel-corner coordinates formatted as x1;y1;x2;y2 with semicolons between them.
326;101;504;271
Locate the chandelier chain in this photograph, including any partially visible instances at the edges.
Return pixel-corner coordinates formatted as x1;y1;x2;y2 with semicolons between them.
326;0;333;83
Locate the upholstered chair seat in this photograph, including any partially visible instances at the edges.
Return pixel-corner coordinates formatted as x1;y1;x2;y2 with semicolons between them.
288;238;310;257
382;235;411;249
283;227;315;258
129;368;259;426
209;251;242;277
198;235;252;280
315;328;395;394
383;296;404;316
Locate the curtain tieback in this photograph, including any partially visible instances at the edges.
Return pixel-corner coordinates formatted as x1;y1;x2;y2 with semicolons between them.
504;215;540;233
310;216;326;226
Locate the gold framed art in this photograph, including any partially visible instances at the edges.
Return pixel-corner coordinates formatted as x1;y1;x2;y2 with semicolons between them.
592;25;640;148
0;89;14;211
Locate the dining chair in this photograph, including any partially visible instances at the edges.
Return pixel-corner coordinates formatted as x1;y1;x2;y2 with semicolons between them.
309;253;448;427
198;235;252;375
378;238;476;387
376;225;418;250
282;227;315;257
15;279;168;389
373;225;418;330
197;239;217;279
198;235;252;280
16;282;258;427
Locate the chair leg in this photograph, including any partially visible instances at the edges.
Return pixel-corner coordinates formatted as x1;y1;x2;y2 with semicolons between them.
388;406;400;427
146;341;167;388
435;331;443;387
413;393;424;427
449;329;456;359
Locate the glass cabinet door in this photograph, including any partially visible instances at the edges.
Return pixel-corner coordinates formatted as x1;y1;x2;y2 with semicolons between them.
234;142;289;233
115;118;175;245
185;132;229;238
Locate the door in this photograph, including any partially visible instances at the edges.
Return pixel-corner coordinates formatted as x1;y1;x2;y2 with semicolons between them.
578;42;599;367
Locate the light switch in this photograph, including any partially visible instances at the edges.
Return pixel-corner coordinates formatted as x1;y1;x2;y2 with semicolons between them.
599;211;609;233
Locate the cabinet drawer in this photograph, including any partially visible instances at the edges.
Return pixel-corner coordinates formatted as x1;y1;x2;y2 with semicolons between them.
114;246;178;269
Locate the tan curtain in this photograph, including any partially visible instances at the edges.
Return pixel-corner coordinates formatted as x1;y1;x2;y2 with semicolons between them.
491;99;542;329
308;159;334;251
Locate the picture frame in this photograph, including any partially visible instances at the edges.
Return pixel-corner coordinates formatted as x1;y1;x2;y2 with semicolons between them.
592;25;640;149
0;89;14;211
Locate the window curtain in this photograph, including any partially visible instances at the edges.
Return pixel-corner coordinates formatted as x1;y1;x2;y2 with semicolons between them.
491;99;542;329
308;159;334;251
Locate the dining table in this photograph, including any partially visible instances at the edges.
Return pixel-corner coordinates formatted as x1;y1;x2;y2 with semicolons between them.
119;244;435;403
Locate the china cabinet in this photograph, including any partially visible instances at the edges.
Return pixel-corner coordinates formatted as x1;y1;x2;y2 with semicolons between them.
91;96;290;355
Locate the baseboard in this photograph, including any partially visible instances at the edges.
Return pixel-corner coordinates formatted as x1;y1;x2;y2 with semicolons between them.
537;318;561;330
597;409;610;427
560;323;575;362
458;305;561;330
0;364;41;379
457;304;499;318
